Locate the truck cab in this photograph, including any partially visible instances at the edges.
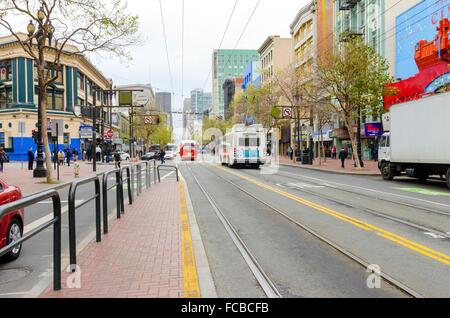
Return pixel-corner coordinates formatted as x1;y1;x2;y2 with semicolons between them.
378;133;391;168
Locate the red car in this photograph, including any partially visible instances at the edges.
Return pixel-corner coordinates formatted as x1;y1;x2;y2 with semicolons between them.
0;179;24;262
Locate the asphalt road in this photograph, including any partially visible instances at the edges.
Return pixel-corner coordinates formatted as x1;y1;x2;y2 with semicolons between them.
0;165;171;298
179;161;450;298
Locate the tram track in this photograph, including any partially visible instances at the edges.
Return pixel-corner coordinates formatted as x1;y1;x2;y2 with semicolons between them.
185;164;282;298
249;169;450;239
193;163;422;298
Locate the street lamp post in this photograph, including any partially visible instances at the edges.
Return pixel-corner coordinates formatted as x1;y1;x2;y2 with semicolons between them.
294;93;301;162
27;8;55;178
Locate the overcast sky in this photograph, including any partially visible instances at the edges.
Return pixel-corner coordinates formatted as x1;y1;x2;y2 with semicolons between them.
90;0;308;137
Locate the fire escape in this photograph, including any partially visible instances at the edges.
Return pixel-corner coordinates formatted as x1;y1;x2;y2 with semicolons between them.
338;0;364;42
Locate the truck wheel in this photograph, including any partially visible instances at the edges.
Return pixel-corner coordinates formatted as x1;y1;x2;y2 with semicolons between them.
381;163;395;181
446;169;450;190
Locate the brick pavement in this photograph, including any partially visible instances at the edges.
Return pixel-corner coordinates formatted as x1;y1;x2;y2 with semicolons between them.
279;156;380;176
41;179;194;298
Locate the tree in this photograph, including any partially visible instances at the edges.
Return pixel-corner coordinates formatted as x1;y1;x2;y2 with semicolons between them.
0;0;139;182
313;36;393;169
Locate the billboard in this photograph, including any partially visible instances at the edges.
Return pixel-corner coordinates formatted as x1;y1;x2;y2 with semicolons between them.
317;0;334;54
396;0;450;79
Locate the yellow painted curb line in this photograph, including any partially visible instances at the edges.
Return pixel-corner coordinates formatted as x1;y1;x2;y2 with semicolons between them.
179;180;201;298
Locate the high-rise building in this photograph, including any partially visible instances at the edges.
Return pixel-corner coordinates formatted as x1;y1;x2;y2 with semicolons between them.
212;49;259;119
155;92;172;127
190;89;213;121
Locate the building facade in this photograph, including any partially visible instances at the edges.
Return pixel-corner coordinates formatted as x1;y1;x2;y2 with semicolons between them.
242;61;261;91
0;33;112;161
258;36;292;84
290;1;317;155
190;89;212;121
155;92;172;127
211;49;259;119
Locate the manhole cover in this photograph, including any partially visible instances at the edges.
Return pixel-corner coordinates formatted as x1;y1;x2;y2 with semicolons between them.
0;268;32;285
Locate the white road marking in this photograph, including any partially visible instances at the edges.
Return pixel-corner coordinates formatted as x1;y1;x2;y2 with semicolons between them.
281;170;450;209
24;200;84;234
161;171;175;180
288;182;325;189
424;232;447;239
0;292;29;296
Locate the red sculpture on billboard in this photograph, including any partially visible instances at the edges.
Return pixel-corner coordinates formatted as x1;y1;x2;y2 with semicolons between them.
384;18;450;109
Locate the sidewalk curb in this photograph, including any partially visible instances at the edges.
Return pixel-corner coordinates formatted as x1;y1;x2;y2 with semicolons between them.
180;172;217;298
279;163;380;177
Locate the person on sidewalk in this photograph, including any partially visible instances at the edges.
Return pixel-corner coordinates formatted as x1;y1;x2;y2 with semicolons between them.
27;148;34;171
0;148;8;173
287;146;294;161
66;149;71;167
339;148;348;169
114;152;122;169
58;150;64;166
160;148;166;165
96;146;102;162
72;148;79;162
332;146;337;159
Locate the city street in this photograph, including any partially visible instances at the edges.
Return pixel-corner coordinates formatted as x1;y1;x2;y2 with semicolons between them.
179;161;450;298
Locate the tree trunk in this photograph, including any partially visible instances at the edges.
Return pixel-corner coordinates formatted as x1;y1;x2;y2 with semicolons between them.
344;116;362;169
38;55;53;183
40;87;53;183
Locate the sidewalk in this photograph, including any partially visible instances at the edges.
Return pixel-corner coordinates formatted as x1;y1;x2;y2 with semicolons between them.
40;178;208;298
0;161;115;196
279;157;380;176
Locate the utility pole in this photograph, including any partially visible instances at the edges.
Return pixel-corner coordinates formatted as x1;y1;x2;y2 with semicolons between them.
92;84;97;172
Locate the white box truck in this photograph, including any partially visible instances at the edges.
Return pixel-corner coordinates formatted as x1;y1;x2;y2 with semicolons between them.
378;92;450;189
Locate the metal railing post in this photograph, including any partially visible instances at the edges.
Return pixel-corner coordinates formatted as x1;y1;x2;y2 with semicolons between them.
102;173;109;233
153;160;157;185
68;175;102;269
116;170;122;219
52;194;62;291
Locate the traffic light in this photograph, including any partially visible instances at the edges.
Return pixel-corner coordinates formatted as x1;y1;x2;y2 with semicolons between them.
32;130;37;143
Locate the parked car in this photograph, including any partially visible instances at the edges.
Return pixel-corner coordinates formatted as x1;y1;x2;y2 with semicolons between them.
114;151;130;161
142;152;159;161
0;179;24;262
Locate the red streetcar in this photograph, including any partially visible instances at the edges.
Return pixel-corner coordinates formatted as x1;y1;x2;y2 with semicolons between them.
180;140;198;161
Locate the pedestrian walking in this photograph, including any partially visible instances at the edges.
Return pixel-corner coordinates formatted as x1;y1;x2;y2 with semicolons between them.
72;148;79;162
332;146;337;159
114;152;121;169
86;148;92;162
58;150;64;166
160;149;166;165
339;148;348;169
0;148;8;173
96;145;102;162
287;146;294;161
27;147;34;170
66;149;71;167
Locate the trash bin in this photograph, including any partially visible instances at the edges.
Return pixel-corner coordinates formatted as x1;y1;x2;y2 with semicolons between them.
302;150;312;165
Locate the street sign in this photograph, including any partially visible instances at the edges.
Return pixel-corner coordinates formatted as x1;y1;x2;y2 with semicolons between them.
133;91;150;106
118;91;132;106
283;107;293;119
104;130;114;139
80;125;93;139
144;116;154;125
50;119;64;137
